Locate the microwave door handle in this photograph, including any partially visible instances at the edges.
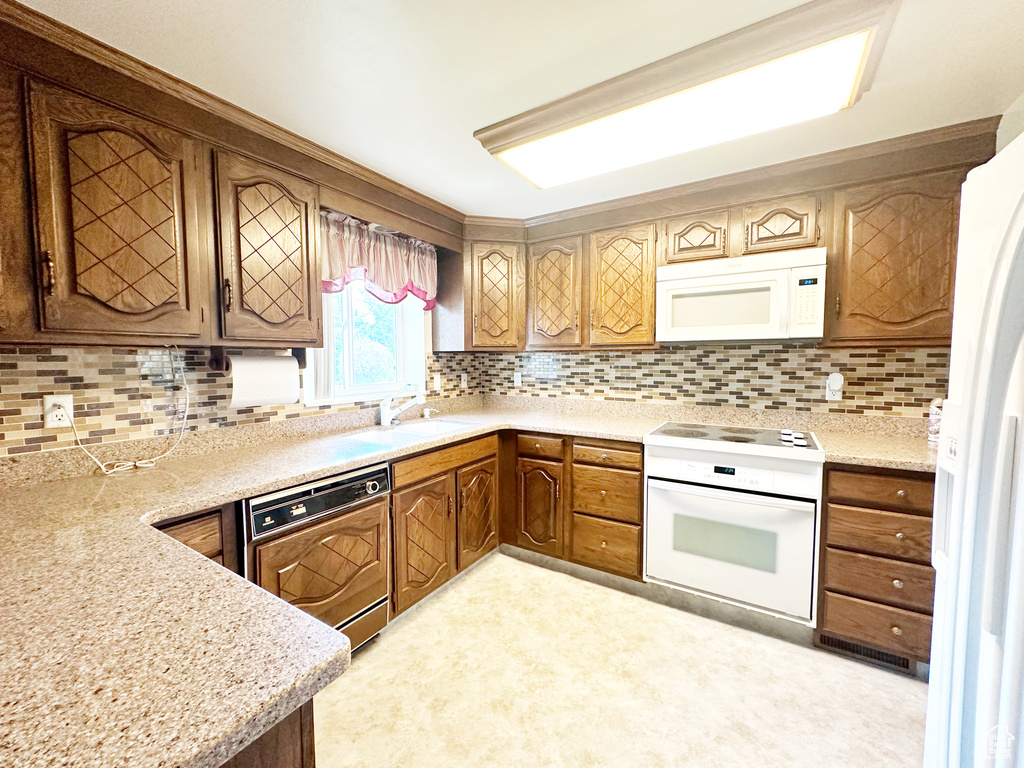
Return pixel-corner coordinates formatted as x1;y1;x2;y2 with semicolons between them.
647;477;816;513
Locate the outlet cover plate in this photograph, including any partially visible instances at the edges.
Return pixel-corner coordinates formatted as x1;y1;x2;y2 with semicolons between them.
513;372;522;387
460;373;468;389
43;394;74;428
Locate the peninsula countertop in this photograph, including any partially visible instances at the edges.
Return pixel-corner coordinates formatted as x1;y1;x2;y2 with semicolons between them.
0;406;934;768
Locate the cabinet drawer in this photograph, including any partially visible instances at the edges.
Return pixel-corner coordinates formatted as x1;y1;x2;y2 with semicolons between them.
572;464;641;523
162;513;222;559
826;504;932;562
338;602;388;652
570;513;640;578
572;443;641;470
828;470;934;514
392;435;498;489
825;547;935;613
517;434;564;460
823;592;932;661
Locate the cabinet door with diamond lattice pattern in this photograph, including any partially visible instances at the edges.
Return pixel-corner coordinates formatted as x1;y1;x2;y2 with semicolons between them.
741;194;821;254
27;81;203;338
527;236;582;347
471;242;520;348
255;499;389;629
828;171;962;345
457;456;498;571
215;150;320;344
515;456;563;558
589;224;656;346
393;472;457;614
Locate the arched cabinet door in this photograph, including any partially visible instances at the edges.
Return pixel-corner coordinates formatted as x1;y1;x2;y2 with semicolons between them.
828;171;962;345
27;80;203;338
527;236;582;347
589;224;655;346
214;149;321;344
255;499;388;628
471;242;520;348
393;472;457;614
516;456;563;557
457;456;498;570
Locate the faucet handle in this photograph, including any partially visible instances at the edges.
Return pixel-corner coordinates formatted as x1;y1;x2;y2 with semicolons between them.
424;408;439;419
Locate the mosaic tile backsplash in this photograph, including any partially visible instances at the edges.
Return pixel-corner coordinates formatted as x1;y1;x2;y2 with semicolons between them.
0;344;948;458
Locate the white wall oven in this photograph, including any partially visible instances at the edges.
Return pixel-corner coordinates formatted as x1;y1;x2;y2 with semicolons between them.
655;248;826;342
643;423;825;625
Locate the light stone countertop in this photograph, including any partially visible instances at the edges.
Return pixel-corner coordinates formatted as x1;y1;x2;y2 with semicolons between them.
0;406;934;768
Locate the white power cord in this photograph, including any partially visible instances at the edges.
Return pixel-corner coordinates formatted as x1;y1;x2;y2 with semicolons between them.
59;346;191;475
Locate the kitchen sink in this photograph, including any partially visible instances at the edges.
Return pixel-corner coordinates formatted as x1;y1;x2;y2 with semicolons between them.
345;430;422;447
393;419;472;436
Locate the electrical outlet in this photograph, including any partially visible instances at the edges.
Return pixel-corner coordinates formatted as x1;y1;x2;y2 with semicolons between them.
433;373;441;391
460;373;468;389
43;394;74;429
825;372;844;401
513;371;522;387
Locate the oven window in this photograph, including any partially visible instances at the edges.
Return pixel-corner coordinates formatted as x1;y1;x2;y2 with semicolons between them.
672;514;778;573
670;286;772;328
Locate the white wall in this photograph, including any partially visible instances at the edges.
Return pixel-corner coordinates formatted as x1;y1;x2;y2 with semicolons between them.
997;90;1024;151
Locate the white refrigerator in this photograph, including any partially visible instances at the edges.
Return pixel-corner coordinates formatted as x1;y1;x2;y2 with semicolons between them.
924;129;1024;766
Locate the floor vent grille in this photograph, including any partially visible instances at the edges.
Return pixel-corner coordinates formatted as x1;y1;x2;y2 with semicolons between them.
819;634;912;671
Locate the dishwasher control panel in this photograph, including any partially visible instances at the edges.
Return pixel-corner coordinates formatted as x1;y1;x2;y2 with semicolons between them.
245;464;390;541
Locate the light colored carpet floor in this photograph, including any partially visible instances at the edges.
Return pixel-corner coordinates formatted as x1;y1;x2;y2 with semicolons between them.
314;553;927;767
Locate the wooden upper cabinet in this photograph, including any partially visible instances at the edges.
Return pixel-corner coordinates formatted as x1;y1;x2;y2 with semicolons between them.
828;171;962;345
471;242;520;348
393;472;457;614
27;80;203;338
214;149;321;344
527;236;582;347
663;209;729;263
742;194;820;254
255;499;389;628
589;224;656;346
457;456;498;571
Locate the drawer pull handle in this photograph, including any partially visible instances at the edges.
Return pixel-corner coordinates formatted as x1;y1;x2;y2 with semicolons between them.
893;579;904;589
895;532;905;540
897;489;907;498
601;541;607;548
601;454;608;460
600;490;607;496
891;626;903;637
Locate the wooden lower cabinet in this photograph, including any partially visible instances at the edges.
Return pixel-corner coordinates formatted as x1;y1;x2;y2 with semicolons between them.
817;465;936;666
515;456;564;557
157;504;238;572
393;473;457;614
254;499;389;629
219;701;314;768
457;456;499;571
569;513;641;579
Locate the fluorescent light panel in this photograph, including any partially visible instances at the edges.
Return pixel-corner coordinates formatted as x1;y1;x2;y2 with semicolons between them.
496;31;872;188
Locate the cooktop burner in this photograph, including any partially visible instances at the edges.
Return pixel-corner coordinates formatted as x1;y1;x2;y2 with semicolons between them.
645;422;822;451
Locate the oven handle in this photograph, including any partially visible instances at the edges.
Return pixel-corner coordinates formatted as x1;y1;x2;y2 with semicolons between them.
647;478;816;512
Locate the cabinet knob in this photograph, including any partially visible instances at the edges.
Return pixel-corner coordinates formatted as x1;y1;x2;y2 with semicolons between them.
601;454;608;460
601;541;607;548
897;489;907;498
895;532;905;540
893;579;904;589
535;443;541;450
600;490;607;496
891;626;903;637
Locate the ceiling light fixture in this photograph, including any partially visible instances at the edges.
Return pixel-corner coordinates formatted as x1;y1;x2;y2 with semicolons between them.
475;0;899;188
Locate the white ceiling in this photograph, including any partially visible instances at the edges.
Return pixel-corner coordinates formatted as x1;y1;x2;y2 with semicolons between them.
19;0;1024;219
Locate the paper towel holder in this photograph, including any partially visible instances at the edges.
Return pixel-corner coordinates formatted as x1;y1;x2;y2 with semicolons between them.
208;346;307;372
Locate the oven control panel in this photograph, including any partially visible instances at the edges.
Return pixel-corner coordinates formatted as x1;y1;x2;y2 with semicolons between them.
681;460;775;491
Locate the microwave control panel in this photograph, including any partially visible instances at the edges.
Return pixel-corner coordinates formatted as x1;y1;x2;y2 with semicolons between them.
789;266;826;336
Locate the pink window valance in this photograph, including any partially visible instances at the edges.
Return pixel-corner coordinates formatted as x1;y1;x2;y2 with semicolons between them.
320;211;437;309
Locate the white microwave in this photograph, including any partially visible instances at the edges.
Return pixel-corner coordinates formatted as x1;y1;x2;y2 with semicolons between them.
655;247;827;343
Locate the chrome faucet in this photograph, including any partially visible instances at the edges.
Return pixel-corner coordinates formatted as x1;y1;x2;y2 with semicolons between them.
379;392;426;426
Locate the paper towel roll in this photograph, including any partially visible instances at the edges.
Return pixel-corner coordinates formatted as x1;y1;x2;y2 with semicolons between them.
228;354;300;409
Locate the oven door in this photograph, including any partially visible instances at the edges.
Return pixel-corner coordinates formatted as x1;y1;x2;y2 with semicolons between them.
655;270;789;342
645;478;817;621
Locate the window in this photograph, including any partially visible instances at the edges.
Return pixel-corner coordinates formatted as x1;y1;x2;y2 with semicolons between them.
305;281;426;404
